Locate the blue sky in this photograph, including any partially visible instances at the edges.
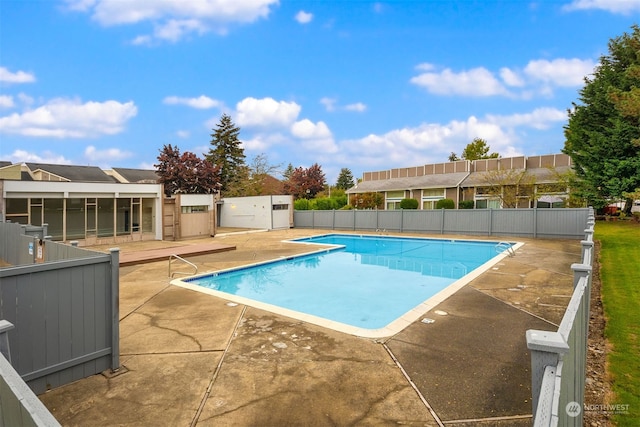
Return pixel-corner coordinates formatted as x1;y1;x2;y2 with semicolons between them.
1;1;639;183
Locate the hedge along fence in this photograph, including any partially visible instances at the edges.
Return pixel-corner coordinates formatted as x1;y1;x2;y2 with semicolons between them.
293;208;591;240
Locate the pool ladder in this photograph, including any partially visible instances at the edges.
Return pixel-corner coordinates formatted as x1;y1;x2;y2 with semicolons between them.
168;254;198;278
495;242;516;257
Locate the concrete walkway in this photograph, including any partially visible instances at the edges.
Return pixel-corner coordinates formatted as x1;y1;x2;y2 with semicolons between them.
38;229;581;426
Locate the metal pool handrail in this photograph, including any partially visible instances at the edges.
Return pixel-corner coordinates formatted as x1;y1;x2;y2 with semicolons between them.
169;254;198;278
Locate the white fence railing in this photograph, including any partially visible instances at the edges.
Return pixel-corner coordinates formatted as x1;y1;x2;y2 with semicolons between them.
526;208;595;426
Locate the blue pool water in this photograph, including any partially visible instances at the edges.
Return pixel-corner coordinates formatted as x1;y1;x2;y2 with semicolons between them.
184;234;512;330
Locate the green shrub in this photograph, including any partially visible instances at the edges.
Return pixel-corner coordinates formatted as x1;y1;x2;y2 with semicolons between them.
314;197;336;210
459;200;474;209
400;198;419;209
436;198;455;209
294;199;311;210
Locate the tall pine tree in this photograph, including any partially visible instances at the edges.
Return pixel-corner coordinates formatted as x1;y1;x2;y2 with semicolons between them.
564;25;640;210
205;114;246;196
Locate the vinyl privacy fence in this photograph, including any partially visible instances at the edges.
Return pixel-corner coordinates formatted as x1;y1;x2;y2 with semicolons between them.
293;208;590;239
0;221;120;405
526;209;595;426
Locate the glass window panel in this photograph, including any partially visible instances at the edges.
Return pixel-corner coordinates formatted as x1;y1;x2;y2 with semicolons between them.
132;201;140;232
386;190;404;198
31;205;43;226
98;198;114;237
44;199;64;240
422;188;444;197
87;204;97;235
66;198;85;240
141;198;155;233
6;199;28;215
116;199;131;235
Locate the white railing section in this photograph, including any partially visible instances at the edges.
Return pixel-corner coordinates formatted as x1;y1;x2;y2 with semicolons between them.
526;208;595;426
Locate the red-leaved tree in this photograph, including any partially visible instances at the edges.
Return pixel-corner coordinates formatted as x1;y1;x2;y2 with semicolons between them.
155;144;220;197
283;163;326;199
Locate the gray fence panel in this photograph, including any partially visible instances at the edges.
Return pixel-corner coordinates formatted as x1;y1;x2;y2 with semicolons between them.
294;208;591;239
401;211;442;233
334;210;355;230
41;240;99;262
442;210;491;235
0;256;114;394
354;210;379;231
377;211;403;231
490;209;535;237
536;209;589;239
293;211;313;228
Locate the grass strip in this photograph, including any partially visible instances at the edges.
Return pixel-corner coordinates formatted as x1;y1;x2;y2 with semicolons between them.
596;221;640;425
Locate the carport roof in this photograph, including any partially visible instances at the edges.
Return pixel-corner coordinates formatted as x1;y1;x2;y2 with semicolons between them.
346;171;469;193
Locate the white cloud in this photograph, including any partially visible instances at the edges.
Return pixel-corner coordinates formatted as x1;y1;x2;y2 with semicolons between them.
291;119;331;139
236;97;301;128
176;130;190;138
163;95;221;109
338;114;542;170
0;95;14;108
344;102;367;112
523;58;595;87
0;98;137;138
65;0;279;43
499;67;525;87
7;149;71;164
320;97;336;112
320;97;366;112
0;67;36;84
295;10;313;24
291;119;338;154
486;107;567;130
84;145;133;162
563;0;640;14
410;66;510;97
413;58;595;98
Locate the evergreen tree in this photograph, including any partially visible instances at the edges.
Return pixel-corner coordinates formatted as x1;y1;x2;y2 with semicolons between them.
283;163;294;180
335;168;355;190
205;114;246;195
564;25;640;210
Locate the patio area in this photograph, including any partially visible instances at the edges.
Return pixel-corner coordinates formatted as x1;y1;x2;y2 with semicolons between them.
38;228;581;426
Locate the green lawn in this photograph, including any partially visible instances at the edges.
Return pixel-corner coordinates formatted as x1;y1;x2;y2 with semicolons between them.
596;221;640;426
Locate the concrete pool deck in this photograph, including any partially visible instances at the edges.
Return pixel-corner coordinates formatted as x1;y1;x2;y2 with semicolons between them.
38;228;582;426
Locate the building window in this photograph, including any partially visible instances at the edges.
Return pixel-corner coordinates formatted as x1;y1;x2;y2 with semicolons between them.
386;200;402;210
421;188;445;209
476;199;501;209
273;204;289;210
44;199;64;240
181;205;208;213
66;198;85;240
98;198;115;237
6;198;28;224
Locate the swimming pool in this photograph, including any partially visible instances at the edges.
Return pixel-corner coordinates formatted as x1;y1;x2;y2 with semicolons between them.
172;234;519;338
